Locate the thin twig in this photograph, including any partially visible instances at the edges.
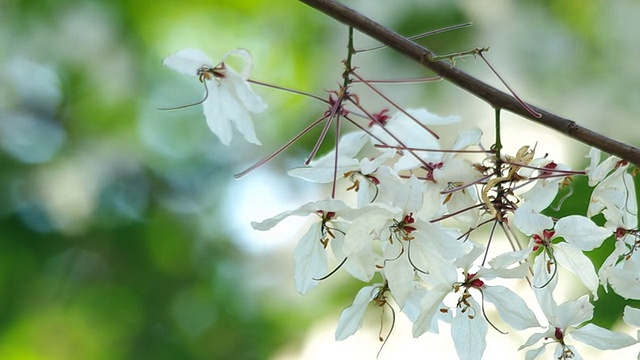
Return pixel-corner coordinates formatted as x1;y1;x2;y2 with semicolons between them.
297;0;640;167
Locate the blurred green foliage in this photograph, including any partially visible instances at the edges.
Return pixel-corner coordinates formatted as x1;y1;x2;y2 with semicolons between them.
0;1;336;359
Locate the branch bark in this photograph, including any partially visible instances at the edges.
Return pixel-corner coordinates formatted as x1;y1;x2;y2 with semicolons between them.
298;0;640;166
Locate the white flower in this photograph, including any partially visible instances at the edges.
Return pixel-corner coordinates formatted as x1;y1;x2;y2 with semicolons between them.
513;203;611;298
343;175;470;306
287;131;397;206
518;157;572;212
251;198;350;294
335;283;387;340
368;108;460;171
426;127;484;226
412;243;539;360
163;48;267;145
598;210;640;299
623;306;640;359
520;294;636;359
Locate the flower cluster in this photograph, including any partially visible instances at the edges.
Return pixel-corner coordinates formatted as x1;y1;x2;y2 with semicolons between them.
162;47;640;359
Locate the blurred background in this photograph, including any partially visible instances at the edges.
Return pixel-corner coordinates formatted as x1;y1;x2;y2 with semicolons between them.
0;0;639;359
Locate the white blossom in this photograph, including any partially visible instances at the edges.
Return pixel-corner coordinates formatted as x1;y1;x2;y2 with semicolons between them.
520;294;636;359
335;283;385;340
163;48;267;145
251;198;350;294
514;203;611;297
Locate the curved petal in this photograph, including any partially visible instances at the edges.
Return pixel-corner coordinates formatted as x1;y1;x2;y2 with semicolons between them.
483;285;540;330
570;323;636;350
554;215;611;251
294;223;328;294
513;203;553;236
623;306;640;327
383;241;414;308
556;295;593;330
223;68;267;113
163;48;213;76
335;285;378;340
451;297;488;360
554;243;599;298
203;83;233;145
221;48;254;80
412;284;451;337
251;198;347;230
607;261;640;300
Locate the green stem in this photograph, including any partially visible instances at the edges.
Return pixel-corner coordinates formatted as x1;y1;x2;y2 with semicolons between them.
494;107;503;176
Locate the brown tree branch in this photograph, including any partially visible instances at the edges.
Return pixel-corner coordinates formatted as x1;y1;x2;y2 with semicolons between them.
298;0;640;166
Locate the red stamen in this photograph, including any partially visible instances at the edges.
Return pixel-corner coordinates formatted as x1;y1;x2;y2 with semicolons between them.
554;327;564;341
466;273;485;288
368;109;391;127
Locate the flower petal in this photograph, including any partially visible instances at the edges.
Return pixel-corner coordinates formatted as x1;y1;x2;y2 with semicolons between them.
483;285;540;329
513;203;553;236
335;285;378;340
554;242;599;297
451;297;488;360
556;295;593;330
412;284;450;337
251;198;347;230
554;215;611;251
203;83;234;145
163;48;213;76
223;67;267;113
606;261;640;300
570;323;637;350
294;223;327;294
623;306;640;328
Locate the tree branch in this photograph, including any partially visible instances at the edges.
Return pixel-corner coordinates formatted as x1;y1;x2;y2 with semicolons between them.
298;0;640;166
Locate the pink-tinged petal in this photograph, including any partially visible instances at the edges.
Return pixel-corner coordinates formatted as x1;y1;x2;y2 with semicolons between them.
335;285;378;340
163;49;213;76
570;323;637;350
483;285;540;330
554;243;599;298
294;223;327;295
451;297;487;360
554;215;611;251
